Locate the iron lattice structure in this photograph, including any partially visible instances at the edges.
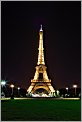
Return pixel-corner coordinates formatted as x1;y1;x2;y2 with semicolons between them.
27;25;55;96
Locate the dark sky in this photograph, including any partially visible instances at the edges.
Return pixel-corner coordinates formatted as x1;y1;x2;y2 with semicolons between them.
1;1;81;89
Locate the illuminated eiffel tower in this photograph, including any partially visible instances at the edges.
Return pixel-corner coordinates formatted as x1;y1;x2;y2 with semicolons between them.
27;25;56;97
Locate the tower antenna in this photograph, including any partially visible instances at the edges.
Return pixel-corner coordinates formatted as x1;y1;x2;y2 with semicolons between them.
40;24;43;31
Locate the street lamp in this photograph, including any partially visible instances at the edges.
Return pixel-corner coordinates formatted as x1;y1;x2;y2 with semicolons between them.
10;84;14;95
1;80;6;93
73;85;77;96
66;87;68;93
1;80;6;86
17;87;20;96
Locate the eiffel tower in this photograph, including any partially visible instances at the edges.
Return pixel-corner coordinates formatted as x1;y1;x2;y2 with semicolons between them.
27;25;56;97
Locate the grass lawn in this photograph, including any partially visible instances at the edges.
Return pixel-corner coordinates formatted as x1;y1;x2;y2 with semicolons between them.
1;98;81;121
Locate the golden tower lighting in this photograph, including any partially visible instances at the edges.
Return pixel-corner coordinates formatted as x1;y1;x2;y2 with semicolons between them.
27;25;56;97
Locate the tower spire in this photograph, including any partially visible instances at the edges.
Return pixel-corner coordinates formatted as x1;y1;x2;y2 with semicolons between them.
37;25;45;65
40;24;43;31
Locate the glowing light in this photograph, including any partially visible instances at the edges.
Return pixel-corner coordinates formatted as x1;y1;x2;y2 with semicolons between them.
40;24;43;31
37;25;45;65
73;85;77;88
27;25;55;95
31;93;49;97
10;84;14;95
10;84;14;88
66;87;68;93
40;34;43;40
73;84;77;96
1;81;6;86
31;93;40;97
18;87;20;90
66;87;68;90
1;81;6;96
27;86;34;92
43;71;48;80
34;71;39;80
49;86;55;92
57;90;59;95
42;94;48;97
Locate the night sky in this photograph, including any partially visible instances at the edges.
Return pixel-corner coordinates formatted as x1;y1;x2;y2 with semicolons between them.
1;1;81;89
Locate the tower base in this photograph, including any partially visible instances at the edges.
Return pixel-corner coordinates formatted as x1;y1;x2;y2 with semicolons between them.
27;80;56;97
